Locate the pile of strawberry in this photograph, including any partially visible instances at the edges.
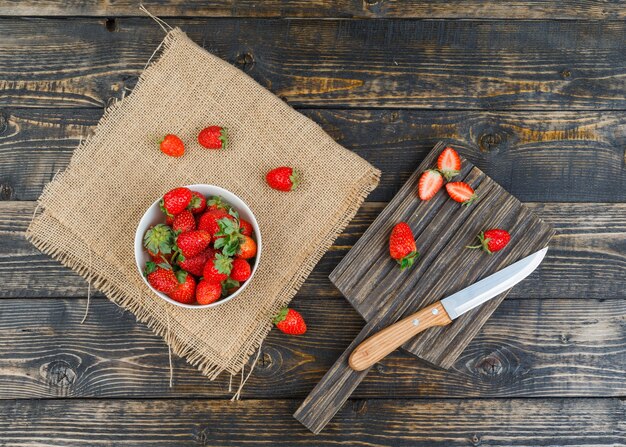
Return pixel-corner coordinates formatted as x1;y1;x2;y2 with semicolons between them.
389;146;512;270
143;187;257;306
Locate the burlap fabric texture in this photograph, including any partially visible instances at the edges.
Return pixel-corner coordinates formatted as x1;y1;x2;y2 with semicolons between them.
26;28;380;380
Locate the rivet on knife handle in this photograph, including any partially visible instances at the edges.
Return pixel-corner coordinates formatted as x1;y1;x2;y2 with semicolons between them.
349;302;452;371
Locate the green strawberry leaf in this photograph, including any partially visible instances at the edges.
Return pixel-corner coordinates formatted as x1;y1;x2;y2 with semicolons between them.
144;261;157;276
272;307;289;325
214;253;233;275
221;278;240;296
174;269;187;284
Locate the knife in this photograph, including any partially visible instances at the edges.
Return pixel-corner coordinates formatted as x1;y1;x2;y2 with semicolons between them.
294;247;549;433
348;247;549;371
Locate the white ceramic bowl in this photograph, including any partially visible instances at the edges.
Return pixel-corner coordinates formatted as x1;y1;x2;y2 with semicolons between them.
134;184;262;309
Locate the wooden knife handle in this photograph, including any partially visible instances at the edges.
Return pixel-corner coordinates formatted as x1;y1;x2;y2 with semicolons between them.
348;301;452;371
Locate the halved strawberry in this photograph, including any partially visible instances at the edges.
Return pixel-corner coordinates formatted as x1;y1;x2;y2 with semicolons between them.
445;182;477;205
437;147;461;180
417;170;444;201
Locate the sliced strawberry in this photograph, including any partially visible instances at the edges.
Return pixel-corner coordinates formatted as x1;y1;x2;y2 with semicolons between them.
417;170;444;201
445;182;477;205
437;147;461;180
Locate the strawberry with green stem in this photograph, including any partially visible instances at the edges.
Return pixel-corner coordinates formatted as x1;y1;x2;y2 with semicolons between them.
389;222;419;270
273;308;307;335
187;191;207;215
202;253;233;283
143;224;175;263
467;229;511;254
160;187;192;217
198;126;228;150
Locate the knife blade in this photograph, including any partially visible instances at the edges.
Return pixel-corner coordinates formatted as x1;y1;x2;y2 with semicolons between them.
348;247;549;371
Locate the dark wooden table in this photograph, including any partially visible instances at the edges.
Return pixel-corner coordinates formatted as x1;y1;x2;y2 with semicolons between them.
1;2;625;445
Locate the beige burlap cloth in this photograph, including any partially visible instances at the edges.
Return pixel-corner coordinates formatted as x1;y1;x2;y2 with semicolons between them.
26;28;380;380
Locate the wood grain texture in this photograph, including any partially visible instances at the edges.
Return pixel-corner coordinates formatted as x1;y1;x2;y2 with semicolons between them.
1;297;624;400
0;19;625;109
3;0;624;19
2;109;625;202
1;201;624;299
0;398;623;446
349;302;452;371
331;142;555;369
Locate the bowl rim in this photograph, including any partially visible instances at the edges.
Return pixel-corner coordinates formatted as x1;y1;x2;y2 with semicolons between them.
134;184;262;309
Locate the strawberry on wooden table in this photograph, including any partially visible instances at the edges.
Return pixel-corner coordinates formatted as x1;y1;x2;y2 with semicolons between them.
266;166;300;191
187;191;207;215
389;222;419;270
172;210;196;233
159;134;185;157
176;230;211;258
467;229;511;254
161;187;193;217
418;169;444;201
273;308;307;335
437;147;461;180
446;181;477;205
198;126;228;150
196;280;223;305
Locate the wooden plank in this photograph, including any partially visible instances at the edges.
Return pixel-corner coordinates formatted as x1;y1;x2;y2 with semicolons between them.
1;398;623;446
1;297;623;400
1;19;625;109
332;142;555;368
1;201;624;299
2;108;625;202
2;1;624;19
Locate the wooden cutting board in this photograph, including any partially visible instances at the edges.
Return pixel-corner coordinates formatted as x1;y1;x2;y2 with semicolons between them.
329;141;555;369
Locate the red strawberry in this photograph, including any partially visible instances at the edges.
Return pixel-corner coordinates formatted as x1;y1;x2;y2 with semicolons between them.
169;271;196;304
166;215;175;226
172;210;196;233
236;235;257;259
196;280;222;305
266;166;300;192
197;209;234;238
159;134;185;157
389;222;419;270
206;196;228;211
161;187;192;217
145;263;178;294
176;230;211;258
239;218;253;236
418;170;444;201
198;126;228;150
230;258;251;282
468;229;511;254
187;191;207;215
446;182;477;205
437;147;462;181
273;308;307;335
178;247;215;277
202;253;233;283
143;224;175;260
